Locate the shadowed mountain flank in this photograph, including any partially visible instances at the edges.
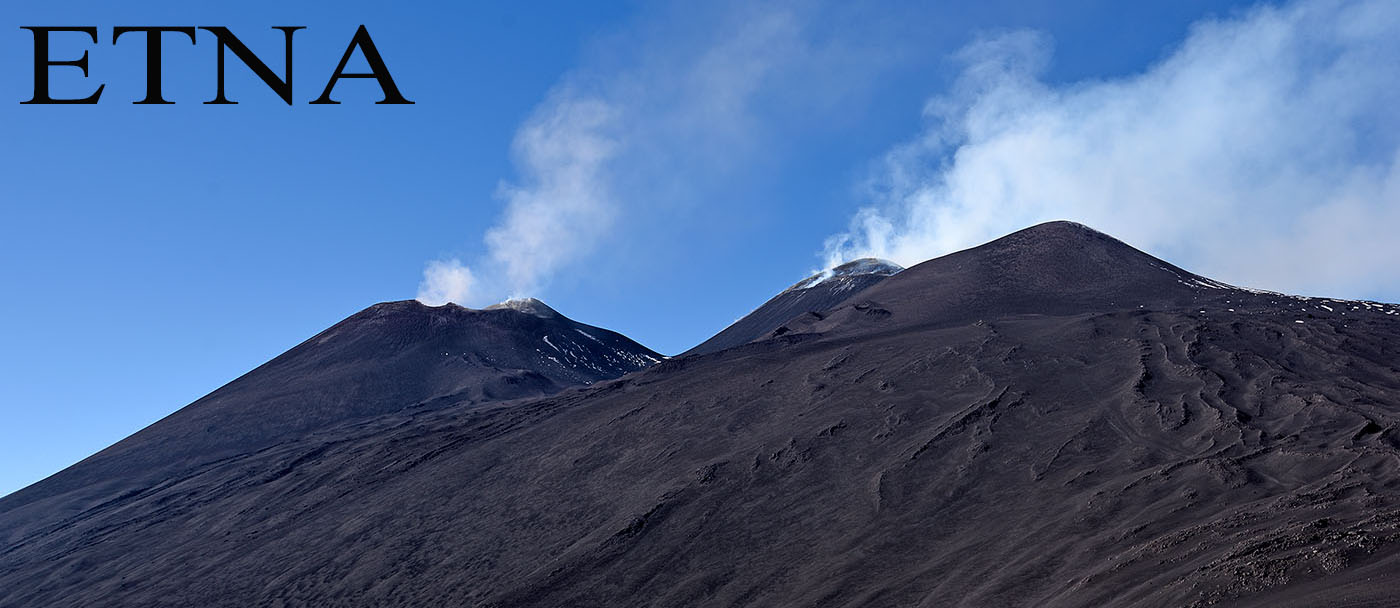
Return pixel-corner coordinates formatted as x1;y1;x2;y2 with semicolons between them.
3;223;1400;607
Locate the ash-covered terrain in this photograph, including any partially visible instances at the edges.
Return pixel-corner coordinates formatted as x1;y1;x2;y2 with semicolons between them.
3;222;1400;607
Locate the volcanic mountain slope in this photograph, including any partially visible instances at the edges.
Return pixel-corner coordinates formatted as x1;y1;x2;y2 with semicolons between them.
5;222;1400;607
685;257;902;356
0;298;661;546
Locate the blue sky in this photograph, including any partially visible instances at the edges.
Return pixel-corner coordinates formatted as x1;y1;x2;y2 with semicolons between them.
2;0;1396;497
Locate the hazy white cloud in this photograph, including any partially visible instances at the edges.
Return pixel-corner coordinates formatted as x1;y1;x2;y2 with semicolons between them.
824;0;1400;298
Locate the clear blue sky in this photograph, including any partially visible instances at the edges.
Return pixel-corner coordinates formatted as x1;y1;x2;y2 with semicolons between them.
4;0;1395;497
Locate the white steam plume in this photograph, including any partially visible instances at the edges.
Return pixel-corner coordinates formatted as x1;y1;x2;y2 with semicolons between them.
416;94;618;306
419;3;832;306
416;259;475;307
484;95;620;299
824;0;1400;298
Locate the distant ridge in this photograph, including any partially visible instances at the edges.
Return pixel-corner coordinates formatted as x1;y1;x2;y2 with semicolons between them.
684;257;902;356
781;220;1249;340
484;297;561;318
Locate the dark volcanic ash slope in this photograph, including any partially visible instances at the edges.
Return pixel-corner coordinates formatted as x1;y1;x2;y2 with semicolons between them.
0;298;660;545
684;257;902;356
5;222;1400;607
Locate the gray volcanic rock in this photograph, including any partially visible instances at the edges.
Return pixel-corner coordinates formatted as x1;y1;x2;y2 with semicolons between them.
4;222;1400;607
684;257;902;356
0;298;661;546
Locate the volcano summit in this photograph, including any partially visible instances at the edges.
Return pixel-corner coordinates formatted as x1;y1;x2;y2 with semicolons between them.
2;222;1399;607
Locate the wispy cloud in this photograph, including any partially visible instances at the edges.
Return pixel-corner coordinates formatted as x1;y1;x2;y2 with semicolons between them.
824;0;1400;298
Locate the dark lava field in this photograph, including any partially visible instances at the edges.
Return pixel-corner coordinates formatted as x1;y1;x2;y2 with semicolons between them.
3;222;1399;607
